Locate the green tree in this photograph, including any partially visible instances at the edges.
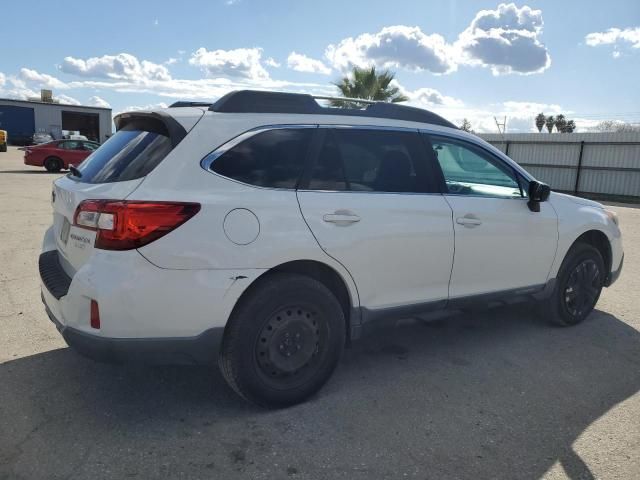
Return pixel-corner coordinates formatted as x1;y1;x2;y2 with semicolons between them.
555;114;567;133
332;66;408;107
564;119;576;133
535;113;545;132
545;115;555;133
460;118;473;132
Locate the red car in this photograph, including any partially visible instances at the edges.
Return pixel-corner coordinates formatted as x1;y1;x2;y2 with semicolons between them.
24;140;100;172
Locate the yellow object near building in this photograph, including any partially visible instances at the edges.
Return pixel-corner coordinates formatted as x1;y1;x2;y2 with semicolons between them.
0;130;7;152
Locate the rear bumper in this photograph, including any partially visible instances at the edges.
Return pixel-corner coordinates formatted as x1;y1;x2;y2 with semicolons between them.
43;294;223;365
37;241;265;365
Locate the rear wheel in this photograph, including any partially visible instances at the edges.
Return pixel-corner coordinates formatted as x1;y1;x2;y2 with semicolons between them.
220;273;345;407
44;157;62;173
541;243;605;326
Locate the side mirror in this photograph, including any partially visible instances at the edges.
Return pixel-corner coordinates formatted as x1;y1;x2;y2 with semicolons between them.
527;181;551;212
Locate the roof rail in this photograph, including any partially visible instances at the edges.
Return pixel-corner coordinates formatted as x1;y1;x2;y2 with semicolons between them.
169;101;214;108
209;90;457;129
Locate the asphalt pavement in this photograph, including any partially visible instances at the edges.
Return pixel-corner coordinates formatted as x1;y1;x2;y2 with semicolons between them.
1;147;639;479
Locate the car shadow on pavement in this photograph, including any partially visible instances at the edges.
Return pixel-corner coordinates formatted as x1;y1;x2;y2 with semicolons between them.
1;306;638;479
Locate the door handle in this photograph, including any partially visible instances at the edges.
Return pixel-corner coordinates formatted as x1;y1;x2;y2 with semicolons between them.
456;215;482;228
323;211;361;225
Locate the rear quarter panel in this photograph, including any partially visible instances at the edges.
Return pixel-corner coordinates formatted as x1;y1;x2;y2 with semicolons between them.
128;114;360;309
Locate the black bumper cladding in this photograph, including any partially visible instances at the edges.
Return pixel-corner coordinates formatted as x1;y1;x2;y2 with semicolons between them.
606;254;624;287
41;296;223;366
39;250;71;299
39;250;224;366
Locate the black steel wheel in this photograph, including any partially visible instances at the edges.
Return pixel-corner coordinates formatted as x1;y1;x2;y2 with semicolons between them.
220;273;345;407
542;242;605;326
255;306;326;386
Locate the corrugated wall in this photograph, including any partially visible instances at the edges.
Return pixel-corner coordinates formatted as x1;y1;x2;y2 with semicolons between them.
480;132;640;201
0;99;112;143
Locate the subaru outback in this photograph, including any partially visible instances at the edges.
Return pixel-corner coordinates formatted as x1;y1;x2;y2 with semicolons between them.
39;90;624;407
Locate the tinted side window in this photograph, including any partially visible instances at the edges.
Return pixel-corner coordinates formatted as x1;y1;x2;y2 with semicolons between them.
212;128;313;189
426;135;522;198
309;129;433;193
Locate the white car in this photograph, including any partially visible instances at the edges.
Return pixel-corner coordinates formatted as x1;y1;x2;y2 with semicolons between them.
39;90;624;407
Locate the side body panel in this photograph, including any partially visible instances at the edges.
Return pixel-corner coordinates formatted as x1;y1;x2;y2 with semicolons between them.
444;195;558;297
548;193;623;278
297;190;454;309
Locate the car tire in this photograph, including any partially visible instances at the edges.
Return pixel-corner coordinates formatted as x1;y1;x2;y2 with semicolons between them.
541;242;605;326
220;273;346;408
44;157;62;173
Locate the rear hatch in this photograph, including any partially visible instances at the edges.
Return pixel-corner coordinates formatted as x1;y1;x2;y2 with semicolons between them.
51;110;201;276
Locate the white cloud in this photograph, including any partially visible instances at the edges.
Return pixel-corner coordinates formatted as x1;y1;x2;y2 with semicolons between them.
189;47;269;81
117;102;169;115
454;3;551;75
325;26;455;74
54;94;81;105
88;95;111;108
19;68;69;89
323;3;550;76
164;57;179;65
61;53;172;82
0;76;39;100
287;52;331;74
585;27;640;49
265;57;281;68
395;82;464;107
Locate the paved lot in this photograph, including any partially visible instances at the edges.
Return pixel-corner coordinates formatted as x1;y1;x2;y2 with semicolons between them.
0;146;639;480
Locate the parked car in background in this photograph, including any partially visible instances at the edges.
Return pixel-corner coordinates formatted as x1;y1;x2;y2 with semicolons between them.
38;90;623;407
24;139;100;172
32;133;54;145
0;130;7;152
61;134;89;141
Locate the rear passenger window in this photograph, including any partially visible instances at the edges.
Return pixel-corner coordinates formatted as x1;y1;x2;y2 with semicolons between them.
212;129;313;189
308;129;433;193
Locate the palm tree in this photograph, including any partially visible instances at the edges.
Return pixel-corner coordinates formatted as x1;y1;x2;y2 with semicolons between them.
555;114;567;133
564;120;576;133
545;115;555;133
535;113;545;132
331;66;408;107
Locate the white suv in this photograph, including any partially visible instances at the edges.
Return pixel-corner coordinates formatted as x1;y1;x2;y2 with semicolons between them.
39;90;624;407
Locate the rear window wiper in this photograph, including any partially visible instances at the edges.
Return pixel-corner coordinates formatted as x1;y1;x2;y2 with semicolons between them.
69;165;82;178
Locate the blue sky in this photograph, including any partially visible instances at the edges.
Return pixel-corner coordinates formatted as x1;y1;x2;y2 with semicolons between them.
1;0;639;132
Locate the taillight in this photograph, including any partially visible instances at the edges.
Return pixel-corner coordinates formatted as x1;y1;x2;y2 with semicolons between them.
73;200;200;250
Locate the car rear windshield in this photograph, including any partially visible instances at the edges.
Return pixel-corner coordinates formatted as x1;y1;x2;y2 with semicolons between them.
73;118;173;184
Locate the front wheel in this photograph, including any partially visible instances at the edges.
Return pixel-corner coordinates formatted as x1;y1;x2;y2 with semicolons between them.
220;273;345;407
541;243;605;326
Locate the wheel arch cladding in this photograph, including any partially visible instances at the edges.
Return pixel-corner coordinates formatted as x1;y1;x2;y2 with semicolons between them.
226;260;354;342
572;230;612;276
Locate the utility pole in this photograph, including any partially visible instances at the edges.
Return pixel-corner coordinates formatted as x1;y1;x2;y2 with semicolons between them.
494;116;507;134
